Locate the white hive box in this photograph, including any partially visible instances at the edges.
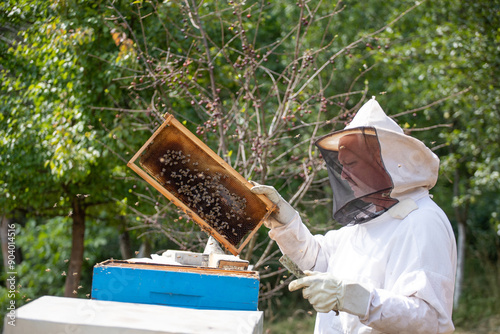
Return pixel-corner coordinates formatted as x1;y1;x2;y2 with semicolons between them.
3;296;263;334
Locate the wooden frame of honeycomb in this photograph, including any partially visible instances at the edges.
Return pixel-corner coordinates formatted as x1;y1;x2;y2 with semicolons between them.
127;113;276;256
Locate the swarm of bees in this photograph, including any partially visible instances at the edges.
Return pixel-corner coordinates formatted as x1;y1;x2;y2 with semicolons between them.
151;149;255;246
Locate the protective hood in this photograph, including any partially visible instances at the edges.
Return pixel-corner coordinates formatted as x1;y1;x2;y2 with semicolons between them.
315;97;440;225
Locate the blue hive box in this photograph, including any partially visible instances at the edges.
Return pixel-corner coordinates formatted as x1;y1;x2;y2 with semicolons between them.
91;260;260;311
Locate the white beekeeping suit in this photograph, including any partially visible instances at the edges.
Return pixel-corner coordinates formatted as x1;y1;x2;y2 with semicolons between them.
252;97;457;334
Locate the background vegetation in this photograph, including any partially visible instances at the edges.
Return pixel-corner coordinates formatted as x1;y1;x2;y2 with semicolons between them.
1;0;499;332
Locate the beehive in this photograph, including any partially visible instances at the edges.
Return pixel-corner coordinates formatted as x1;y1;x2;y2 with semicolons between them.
91;260;260;311
127;113;275;255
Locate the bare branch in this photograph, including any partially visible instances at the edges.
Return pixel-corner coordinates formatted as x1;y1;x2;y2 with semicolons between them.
391;87;472;118
290;0;427;99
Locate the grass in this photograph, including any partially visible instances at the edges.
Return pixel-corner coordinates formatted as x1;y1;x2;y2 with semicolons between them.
263;312;316;334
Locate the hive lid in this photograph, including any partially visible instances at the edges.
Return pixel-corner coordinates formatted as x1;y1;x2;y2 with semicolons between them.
96;259;259;278
127;113;275;256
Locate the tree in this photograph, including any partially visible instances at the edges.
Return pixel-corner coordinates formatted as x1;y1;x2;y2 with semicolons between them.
0;0;135;297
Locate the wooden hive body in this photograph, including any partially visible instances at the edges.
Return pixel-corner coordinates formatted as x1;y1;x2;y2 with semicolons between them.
91;260;260;311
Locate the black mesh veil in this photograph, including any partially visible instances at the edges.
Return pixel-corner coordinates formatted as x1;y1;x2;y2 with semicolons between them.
315;127;398;225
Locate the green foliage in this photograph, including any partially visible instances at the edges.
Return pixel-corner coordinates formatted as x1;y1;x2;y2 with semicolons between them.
1;0;499;329
0;217;122;321
0;0;122;213
264;311;316;334
0;0;146;302
453;253;500;329
370;0;500;199
14;218;71;299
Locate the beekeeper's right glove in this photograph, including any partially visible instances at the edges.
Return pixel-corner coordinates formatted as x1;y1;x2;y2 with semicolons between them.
289;270;371;318
250;183;296;229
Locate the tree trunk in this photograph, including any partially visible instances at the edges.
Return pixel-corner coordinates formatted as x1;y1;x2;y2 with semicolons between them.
136;237;152;258
452;168;469;309
1;216;22;284
454;217;466;308
119;224;133;260
119;232;133;259
64;198;86;297
243;234;257;261
1;216;11;272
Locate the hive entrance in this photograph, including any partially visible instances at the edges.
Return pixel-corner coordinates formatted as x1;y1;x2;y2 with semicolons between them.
128;113;275;255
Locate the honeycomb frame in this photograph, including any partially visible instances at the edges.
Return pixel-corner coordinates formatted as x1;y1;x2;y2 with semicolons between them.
127;113;275;255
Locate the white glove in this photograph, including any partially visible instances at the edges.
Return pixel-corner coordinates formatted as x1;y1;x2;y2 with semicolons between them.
288;270;371;318
250;183;296;229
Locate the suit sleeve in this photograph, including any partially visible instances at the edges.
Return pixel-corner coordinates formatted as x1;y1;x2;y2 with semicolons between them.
268;212;338;273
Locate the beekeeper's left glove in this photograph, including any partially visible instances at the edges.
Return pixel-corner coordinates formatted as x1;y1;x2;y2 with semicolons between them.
288;270;371;318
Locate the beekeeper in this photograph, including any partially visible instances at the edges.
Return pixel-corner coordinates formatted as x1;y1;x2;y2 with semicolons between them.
251;97;457;334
